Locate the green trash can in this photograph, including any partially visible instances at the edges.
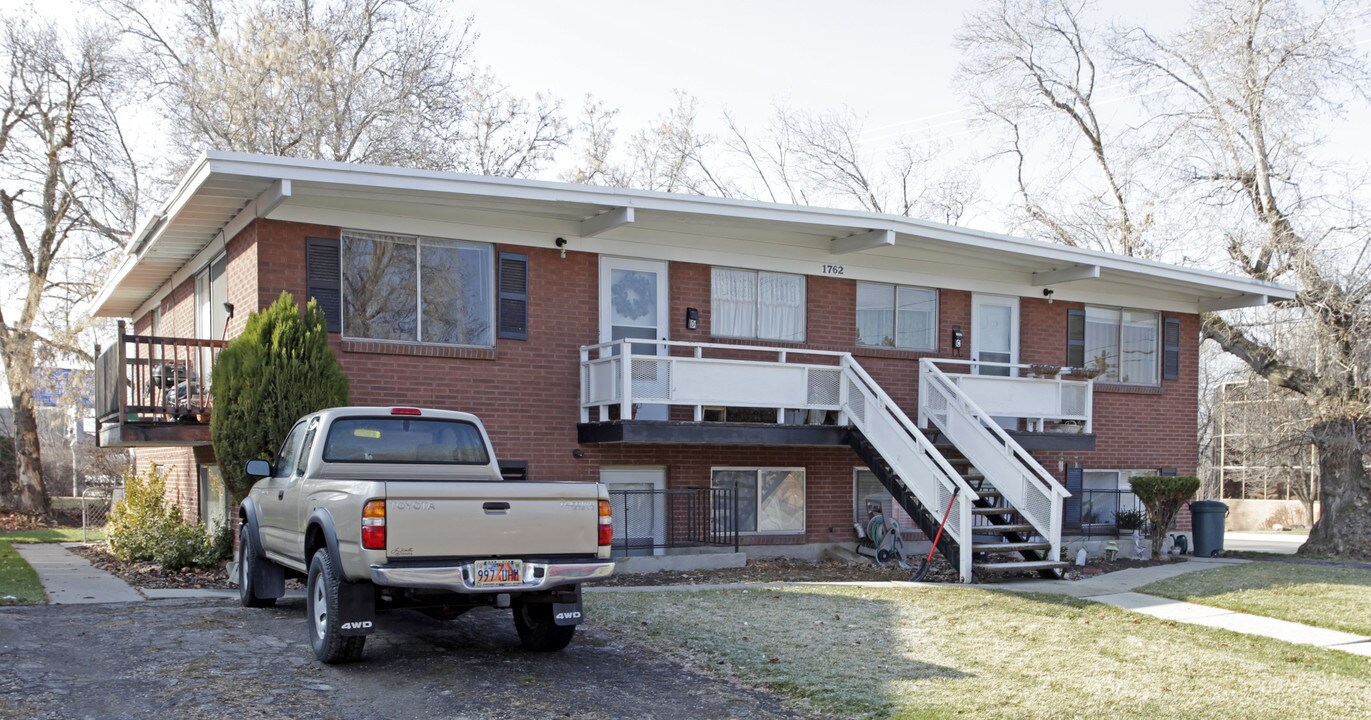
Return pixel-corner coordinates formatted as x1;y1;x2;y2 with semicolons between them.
1189;500;1229;557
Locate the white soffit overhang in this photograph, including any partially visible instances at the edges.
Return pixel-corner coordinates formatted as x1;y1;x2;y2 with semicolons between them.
90;151;1295;318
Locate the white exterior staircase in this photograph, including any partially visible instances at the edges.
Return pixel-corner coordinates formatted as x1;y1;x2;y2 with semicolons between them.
580;340;1079;582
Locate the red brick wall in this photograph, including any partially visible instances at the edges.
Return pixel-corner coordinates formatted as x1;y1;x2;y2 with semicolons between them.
133;218;1203;540
135;447;199;523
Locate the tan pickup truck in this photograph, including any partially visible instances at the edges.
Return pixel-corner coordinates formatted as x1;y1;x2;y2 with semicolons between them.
234;406;614;663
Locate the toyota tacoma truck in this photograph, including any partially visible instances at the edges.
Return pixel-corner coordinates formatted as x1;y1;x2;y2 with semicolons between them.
234;406;614;663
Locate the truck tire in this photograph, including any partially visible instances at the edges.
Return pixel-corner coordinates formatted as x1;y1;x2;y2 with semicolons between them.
238;522;276;608
512;602;575;652
307;549;366;663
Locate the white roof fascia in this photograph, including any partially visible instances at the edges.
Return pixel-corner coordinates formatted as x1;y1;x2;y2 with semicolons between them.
200;151;1293;302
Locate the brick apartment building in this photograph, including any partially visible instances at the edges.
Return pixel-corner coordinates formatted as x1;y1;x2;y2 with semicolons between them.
89;152;1292;580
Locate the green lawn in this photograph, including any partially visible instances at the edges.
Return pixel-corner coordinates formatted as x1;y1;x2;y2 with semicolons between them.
0;527;103;544
0;541;45;605
1138;562;1371;636
588;586;1370;720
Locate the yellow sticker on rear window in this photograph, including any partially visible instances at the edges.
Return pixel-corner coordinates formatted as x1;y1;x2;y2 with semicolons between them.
353;429;381;439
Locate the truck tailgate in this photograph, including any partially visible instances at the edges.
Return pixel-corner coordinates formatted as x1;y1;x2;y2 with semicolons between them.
384;481;601;558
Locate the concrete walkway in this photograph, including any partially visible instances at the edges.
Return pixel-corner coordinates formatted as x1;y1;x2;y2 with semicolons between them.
13;543;143;604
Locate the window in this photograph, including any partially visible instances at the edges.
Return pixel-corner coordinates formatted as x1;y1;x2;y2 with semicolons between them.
856;283;937;350
1081;470;1148;525
711;467;805;533
342;230;494;347
711;268;805;342
853;469;913;530
273;422;307;479
1068;306;1159;385
323;417;490;465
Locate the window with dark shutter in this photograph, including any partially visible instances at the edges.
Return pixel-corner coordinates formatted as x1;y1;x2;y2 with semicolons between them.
1064;464;1083;528
498;252;529;340
306;237;341;333
1066;309;1086;368
1163;317;1181;380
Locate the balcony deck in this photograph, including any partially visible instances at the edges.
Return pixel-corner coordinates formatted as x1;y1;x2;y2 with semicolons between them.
95;321;225;448
578;340;1097;450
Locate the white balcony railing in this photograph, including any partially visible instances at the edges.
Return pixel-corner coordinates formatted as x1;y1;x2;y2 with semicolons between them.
919;359;1094;433
579;340;848;423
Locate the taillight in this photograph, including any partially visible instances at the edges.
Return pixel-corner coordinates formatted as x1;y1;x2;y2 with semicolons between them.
362;500;386;550
598;499;613;546
391;407;422;416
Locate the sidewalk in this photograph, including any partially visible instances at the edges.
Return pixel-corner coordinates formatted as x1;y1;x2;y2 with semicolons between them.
13;543;143;604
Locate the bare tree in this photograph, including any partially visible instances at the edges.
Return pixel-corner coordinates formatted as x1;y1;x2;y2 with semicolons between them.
108;0;566;177
1116;0;1371;557
722;105;981;223
565;92;735;197
959;0;1371;556
957;0;1156;256
0;19;139;518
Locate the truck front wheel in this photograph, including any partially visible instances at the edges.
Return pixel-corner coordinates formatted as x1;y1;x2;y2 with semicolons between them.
238;522;275;608
512;602;575;652
307;549;366;663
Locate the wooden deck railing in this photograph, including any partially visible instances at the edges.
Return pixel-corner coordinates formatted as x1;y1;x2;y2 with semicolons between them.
95;320;228;426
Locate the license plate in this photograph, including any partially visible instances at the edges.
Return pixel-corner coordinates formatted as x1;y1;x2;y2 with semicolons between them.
473;559;523;587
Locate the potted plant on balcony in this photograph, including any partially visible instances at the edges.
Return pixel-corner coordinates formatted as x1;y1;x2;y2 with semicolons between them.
1027;363;1062;378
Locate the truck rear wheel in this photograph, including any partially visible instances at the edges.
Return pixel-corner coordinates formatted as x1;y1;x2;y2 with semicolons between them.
307;549;366;663
238;521;276;608
512;602;575;652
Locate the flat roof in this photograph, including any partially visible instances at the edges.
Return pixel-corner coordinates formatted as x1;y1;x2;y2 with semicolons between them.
91;150;1295;319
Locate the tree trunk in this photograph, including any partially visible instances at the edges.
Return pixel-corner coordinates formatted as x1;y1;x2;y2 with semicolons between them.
1300;418;1371;558
2;336;50;518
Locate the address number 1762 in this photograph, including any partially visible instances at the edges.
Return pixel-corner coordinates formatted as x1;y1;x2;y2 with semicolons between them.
821;264;845;275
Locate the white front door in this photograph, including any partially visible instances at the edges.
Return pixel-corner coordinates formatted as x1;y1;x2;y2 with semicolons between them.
971;294;1019;377
600;257;670;421
602;467;668;556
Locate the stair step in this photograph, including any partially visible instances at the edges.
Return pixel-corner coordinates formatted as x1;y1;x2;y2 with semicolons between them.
974;488;1001;498
972;506;1020;516
973;560;1070;573
972;541;1052;553
974;523;1035;534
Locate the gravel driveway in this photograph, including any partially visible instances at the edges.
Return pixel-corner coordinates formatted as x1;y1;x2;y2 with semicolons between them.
0;598;816;720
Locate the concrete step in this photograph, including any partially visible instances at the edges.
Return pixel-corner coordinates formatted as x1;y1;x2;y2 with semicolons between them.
973;560;1070;573
972;541;1052;553
973;523;1036;534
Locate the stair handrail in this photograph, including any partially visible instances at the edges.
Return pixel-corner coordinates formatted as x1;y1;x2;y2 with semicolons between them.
842;356;980;503
919;359;1071;503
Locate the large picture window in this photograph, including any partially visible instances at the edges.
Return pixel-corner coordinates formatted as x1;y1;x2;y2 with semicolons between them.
711;268;805;342
342;230;493;346
711;467;805;533
856;282;937;350
1069;306;1159;385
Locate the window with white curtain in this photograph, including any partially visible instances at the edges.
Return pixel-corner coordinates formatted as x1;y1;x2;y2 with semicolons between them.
710;268;806;342
1082;306;1158;385
856;282;937;350
711;467;806;533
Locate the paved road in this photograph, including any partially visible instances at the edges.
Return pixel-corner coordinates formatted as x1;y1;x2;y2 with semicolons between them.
0;598;815;720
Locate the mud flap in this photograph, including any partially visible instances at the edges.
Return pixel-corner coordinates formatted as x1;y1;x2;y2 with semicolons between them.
337;581;376;636
552;591;583;627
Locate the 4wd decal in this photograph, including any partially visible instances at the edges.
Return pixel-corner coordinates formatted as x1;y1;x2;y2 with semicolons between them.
340;621;373;630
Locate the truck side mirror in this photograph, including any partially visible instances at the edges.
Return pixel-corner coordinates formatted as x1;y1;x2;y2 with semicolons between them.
245;459;273;478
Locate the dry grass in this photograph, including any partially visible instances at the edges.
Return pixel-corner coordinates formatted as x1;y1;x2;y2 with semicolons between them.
1139;561;1371;636
588;585;1371;720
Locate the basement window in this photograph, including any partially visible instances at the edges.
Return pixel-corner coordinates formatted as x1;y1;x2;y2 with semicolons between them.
711;467;805;533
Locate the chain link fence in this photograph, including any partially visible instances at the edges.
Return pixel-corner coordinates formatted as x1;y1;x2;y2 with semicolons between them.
80;485;118;544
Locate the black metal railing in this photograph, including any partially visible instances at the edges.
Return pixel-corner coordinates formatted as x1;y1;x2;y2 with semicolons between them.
607;487;739;557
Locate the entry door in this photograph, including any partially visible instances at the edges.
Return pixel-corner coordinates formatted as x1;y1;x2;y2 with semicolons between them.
599;257;670;421
971;294;1019;377
602;467;667;556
